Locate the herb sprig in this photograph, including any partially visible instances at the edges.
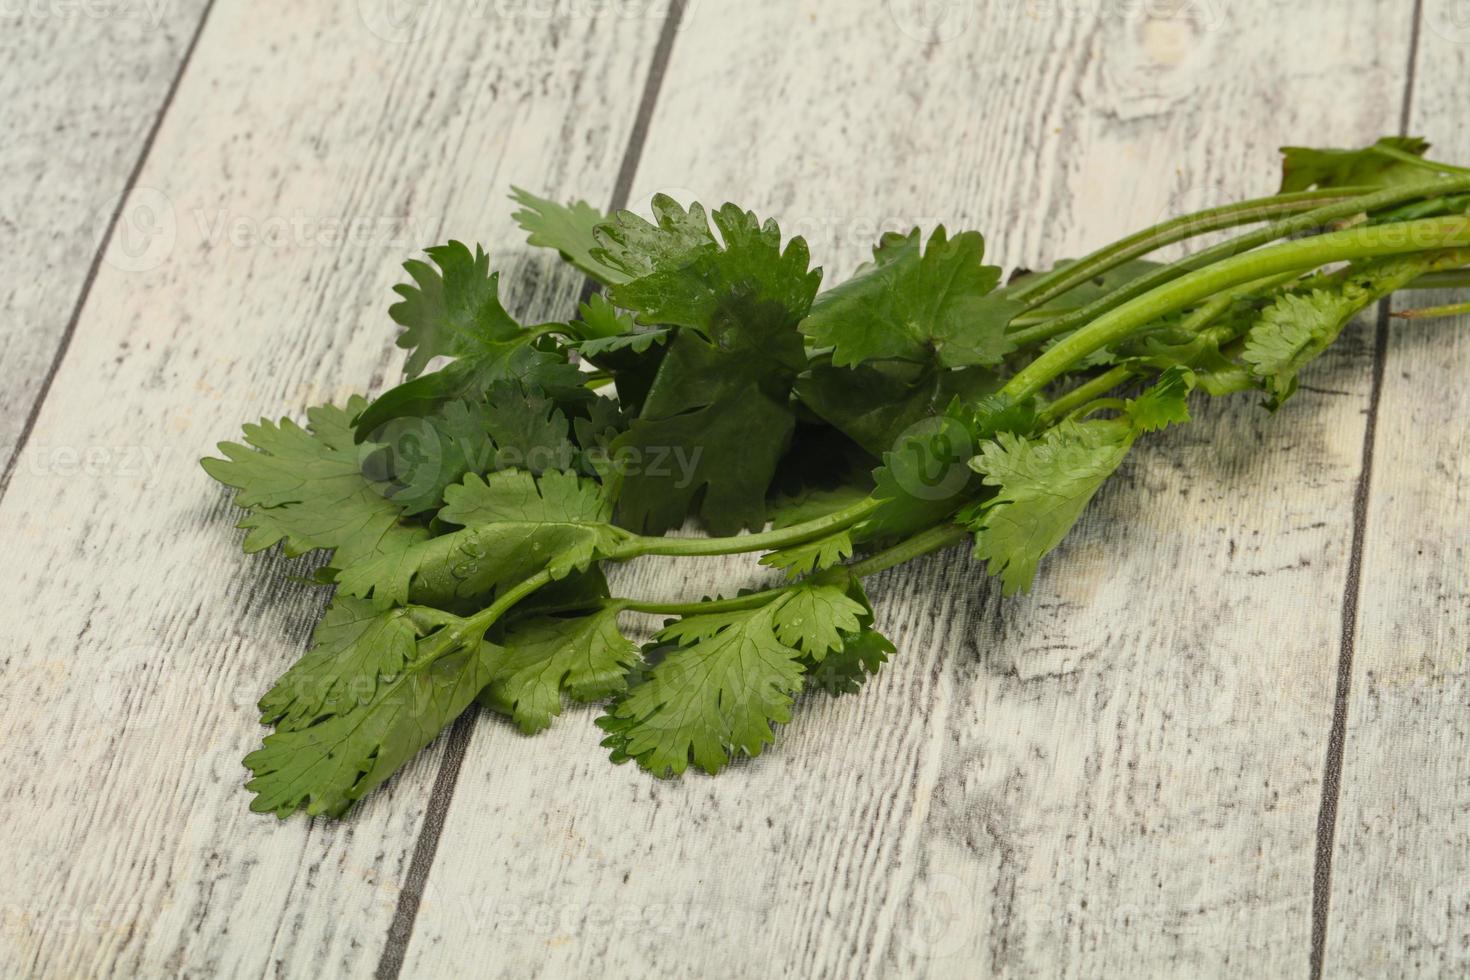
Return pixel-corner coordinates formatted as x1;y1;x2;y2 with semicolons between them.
206;137;1470;818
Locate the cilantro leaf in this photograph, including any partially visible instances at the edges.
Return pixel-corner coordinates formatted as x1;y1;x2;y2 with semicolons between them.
597;582;871;777
967;418;1135;595
245;631;495;818
510;187;628;285
801;582;892;696
1240;252;1435;410
796;358;1000;457
1241;289;1361;408
799;227;1020;369
389;241;521;379
591;195;719;295
759;530;854;580
354;244;587;438
202;398;430;572
1279;136;1432;192
337;470;628;609
805;627;892;696
479;382;579;474
479;606;640;734
769;582;866;658
354;339;586;441
597;196;822;332
571;292;635;340
573;330;670;357
361;384;578;516
258;597;419;732
1125;366;1194;432
440;468;610;525
567;293;668;411
604;201;820;533
597;597;805;776
363;399;496;516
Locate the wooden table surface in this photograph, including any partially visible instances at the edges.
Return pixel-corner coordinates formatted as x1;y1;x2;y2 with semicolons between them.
3;1;1467;977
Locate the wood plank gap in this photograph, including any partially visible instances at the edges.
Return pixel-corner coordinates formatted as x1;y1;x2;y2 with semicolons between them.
370;5;688;976
607;0;687;213
373;710;477;980
0;0;218;504
1308;3;1426;976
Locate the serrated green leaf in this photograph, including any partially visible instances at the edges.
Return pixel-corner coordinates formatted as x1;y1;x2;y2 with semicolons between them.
759;531;854;580
605;201;820;534
592;194;717;286
440;468;610;526
363;399;496;516
510;187;628;285
338;470;626;609
799;227;1020;369
354;244;588;439
597;598;804;777
967;419;1135;595
201;398;429;572
479;606;640;734
801;581;892;696
805;627;892;696
769;582;865;658
796;358;1000;457
245;631;496;818
1125;366;1194;433
354;337;587;441
258;597;420;732
767;483;873;530
1241;289;1360;407
571;292;635;340
574;330;670;357
389;241;522;379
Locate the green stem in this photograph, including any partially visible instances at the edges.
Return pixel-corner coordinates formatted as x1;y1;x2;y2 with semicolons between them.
1004;176;1470;348
1404;269;1470;289
615;522;971;617
1392;299;1470;319
616;589;785;617
846;523;969;577
416;567;559;658
1008;189;1366;309
1041;365;1135;423
1003;216;1470;400
619;497;880;559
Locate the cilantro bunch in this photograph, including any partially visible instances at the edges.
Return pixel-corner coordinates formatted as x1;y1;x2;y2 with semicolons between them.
205;137;1470;818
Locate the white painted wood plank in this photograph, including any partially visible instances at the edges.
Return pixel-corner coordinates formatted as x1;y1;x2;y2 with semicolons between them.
402;1;1412;977
0;3;663;977
1326;15;1470;978
0;1;211;477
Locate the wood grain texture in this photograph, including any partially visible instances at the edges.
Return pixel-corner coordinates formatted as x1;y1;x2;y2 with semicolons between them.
0;0;211;478
398;2;1416;977
0;2;663;976
1326;15;1470;978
